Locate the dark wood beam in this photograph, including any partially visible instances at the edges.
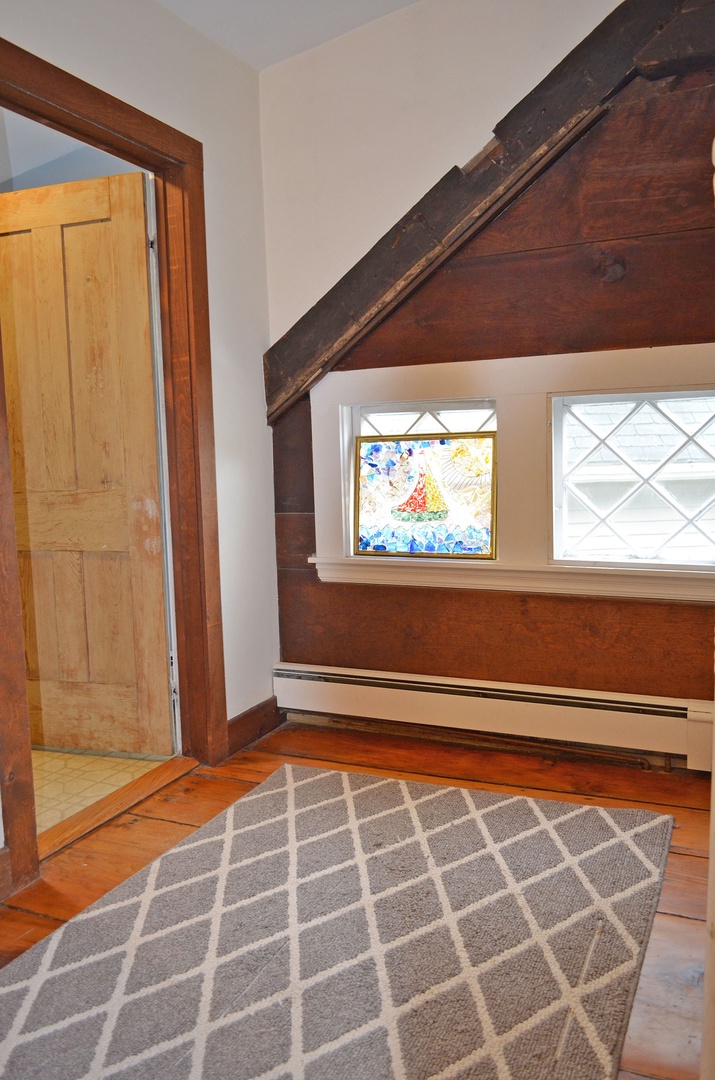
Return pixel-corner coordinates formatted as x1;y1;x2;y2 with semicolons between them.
494;0;681;157
635;3;715;78
265;110;606;423
263;0;686;424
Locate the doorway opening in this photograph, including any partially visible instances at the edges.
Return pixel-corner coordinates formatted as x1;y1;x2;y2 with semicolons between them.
0;113;181;838
0;39;228;896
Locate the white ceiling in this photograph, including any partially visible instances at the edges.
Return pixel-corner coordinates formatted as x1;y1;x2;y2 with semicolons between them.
154;0;426;69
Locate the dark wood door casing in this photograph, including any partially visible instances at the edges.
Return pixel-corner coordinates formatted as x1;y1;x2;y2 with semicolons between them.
0;346;37;893
0;38;228;892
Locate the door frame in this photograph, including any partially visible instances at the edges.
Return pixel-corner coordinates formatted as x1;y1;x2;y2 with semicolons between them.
0;39;228;890
0;344;37;891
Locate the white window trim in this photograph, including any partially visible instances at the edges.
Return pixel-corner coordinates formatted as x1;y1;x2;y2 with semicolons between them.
309;342;715;602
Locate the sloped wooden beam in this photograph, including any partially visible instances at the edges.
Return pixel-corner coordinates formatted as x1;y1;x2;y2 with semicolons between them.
264;141;581;423
635;2;715;78
493;0;680;157
264;0;684;424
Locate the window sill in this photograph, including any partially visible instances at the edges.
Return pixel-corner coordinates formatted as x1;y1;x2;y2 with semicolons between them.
310;555;715;602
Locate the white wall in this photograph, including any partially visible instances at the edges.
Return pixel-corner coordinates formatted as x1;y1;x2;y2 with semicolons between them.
0;0;278;719
260;0;621;342
0;0;631;722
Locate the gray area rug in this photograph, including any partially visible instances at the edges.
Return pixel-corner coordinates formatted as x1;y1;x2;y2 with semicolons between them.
0;765;673;1079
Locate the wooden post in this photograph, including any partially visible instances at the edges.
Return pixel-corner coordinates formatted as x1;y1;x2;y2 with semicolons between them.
0;345;38;894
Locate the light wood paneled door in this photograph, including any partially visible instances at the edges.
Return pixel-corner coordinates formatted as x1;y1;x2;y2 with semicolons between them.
0;173;173;757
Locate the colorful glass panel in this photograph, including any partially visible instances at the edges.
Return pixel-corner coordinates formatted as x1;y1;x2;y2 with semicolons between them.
355;432;496;557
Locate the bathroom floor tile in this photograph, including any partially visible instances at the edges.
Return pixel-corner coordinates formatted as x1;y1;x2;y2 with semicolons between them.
31;750;165;833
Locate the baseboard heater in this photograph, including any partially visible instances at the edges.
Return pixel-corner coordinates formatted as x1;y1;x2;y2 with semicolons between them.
273;662;714;771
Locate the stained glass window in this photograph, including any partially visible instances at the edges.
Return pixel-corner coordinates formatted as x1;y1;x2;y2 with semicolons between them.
354;431;496;557
553;391;715;564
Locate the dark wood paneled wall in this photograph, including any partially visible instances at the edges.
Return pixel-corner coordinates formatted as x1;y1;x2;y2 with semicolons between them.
274;70;715;703
340;72;715;370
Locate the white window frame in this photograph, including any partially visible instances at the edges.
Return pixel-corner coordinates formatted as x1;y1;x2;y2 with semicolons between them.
309;342;715;601
551;389;715;568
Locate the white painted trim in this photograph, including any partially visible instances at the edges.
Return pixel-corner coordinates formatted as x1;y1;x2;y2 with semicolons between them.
273;662;714;771
309;555;715;601
310;342;715;600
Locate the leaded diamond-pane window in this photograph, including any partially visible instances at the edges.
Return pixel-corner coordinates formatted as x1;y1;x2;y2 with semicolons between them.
553;392;715;565
359;403;497;437
354;401;497;558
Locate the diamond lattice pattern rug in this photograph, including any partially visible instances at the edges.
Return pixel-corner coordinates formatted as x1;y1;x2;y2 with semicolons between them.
0;765;673;1079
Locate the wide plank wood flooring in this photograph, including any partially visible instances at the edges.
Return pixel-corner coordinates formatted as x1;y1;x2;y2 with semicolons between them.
0;718;708;1080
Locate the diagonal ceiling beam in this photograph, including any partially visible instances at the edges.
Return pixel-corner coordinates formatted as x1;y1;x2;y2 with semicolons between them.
264;0;690;424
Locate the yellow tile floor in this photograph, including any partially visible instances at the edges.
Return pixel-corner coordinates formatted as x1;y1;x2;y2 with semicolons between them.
31;749;166;833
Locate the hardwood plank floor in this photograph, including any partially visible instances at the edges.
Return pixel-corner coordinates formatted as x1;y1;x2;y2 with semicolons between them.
659;853;708;922
210;748;710;855
0;717;707;1080
619;914;704;1080
0;907;62;967
5;815;195;922
130;772;255;827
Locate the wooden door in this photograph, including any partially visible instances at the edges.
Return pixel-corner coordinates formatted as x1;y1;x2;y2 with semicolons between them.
0;173;173;757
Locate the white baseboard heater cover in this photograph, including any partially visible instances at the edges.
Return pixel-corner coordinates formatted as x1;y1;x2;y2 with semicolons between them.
273;662;714;771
